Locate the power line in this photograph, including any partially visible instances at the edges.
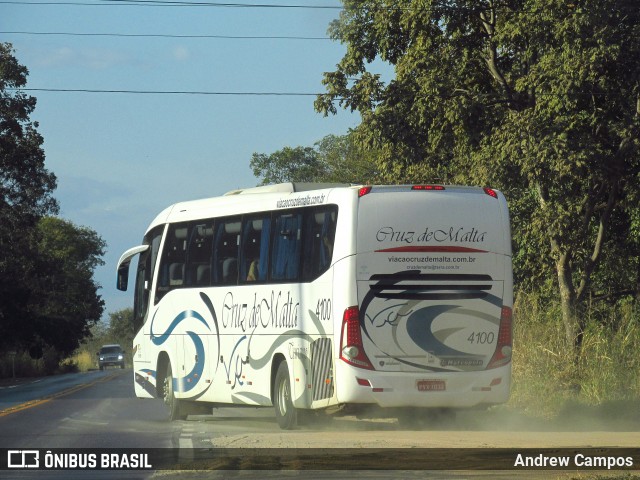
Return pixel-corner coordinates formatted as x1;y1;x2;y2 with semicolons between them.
97;0;341;7
1;30;330;40
0;0;342;8
11;87;323;96
0;0;587;16
11;87;613;98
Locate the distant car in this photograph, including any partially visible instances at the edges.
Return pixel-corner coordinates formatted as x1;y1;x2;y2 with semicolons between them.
97;344;125;370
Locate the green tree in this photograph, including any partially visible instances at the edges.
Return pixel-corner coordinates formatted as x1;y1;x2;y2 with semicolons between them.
316;133;379;183
30;217;106;356
0;43;58;351
251;146;326;185
107;308;134;350
316;0;640;351
251;133;378;185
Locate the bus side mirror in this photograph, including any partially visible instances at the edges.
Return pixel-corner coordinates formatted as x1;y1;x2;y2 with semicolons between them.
116;244;149;292
117;264;129;291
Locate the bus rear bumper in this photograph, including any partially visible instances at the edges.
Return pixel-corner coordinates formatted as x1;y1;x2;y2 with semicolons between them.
335;362;511;408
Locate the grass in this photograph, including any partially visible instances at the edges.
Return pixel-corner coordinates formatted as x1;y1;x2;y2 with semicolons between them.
71;350;95;372
508;293;640;418
570;476;640;480
0;346;77;380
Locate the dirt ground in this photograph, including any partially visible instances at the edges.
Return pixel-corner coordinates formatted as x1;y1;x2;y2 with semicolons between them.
199;403;640;449
209;418;640;449
166;404;640;475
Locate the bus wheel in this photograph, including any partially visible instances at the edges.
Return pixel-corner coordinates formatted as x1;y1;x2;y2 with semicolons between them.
163;363;186;421
274;362;297;430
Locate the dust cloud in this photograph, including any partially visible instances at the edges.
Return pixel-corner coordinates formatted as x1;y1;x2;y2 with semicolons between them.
202;400;640;449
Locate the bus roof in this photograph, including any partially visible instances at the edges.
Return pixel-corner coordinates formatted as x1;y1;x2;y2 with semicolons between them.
145;183;357;232
144;183;504;235
223;182;351;196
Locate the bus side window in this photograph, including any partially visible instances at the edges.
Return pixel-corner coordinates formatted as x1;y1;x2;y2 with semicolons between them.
186;223;214;286
213;218;241;285
169;227;188;286
272;212;302;282
156;224;189;302
302;206;338;281
241;215;271;282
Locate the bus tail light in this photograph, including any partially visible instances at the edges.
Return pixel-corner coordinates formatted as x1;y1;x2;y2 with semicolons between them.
340;306;375;370
487;306;512;369
483;187;498;198
411;185;445;191
358;186;372;197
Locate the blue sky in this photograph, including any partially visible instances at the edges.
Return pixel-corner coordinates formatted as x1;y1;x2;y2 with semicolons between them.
3;1;377;319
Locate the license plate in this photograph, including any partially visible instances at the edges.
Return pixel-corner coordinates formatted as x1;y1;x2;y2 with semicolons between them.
417;380;446;391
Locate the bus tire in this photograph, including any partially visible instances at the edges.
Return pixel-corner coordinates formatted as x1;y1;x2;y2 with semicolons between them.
163;363;186;421
274;362;297;430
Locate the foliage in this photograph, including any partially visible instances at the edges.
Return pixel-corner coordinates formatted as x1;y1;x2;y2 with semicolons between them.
69;308;134;372
0;308;133;378
316;0;640;349
0;43;58;351
29;217;106;357
79;308;134;358
1;43;106;360
251;146;325;185
0;43;57;219
509;293;640;418
0;345;78;378
251;132;379;185
106;308;135;351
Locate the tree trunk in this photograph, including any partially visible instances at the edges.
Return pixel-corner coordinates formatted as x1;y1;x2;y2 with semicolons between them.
636;258;640;306
556;255;582;353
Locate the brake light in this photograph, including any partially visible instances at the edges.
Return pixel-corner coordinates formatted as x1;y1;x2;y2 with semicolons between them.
358;186;372;197
483;187;498;199
487;306;512;369
340;306;375;370
412;185;445;191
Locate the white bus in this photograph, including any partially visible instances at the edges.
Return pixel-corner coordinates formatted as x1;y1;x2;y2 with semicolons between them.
116;183;513;429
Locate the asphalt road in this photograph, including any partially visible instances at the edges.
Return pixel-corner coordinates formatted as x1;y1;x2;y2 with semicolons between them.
0;370;176;449
0;370;638;480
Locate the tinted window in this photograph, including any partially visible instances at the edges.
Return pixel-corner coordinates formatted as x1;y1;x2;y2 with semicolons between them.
240;215;271;283
156;223;190;301
152;205;339;296
271;212;302;282
213;217;241;285
302;206;338;281
186;222;214;286
99;346;123;354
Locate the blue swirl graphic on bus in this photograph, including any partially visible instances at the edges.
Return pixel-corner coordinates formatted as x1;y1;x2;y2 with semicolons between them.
150;309;210;393
150;310;209;344
180;331;206;392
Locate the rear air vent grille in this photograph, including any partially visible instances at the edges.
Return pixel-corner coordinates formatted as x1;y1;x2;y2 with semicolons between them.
368;273;493;301
311;338;334;401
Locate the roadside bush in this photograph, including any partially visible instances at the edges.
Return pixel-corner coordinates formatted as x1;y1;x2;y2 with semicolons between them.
0;346;83;379
509;293;640;417
0;351;41;379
